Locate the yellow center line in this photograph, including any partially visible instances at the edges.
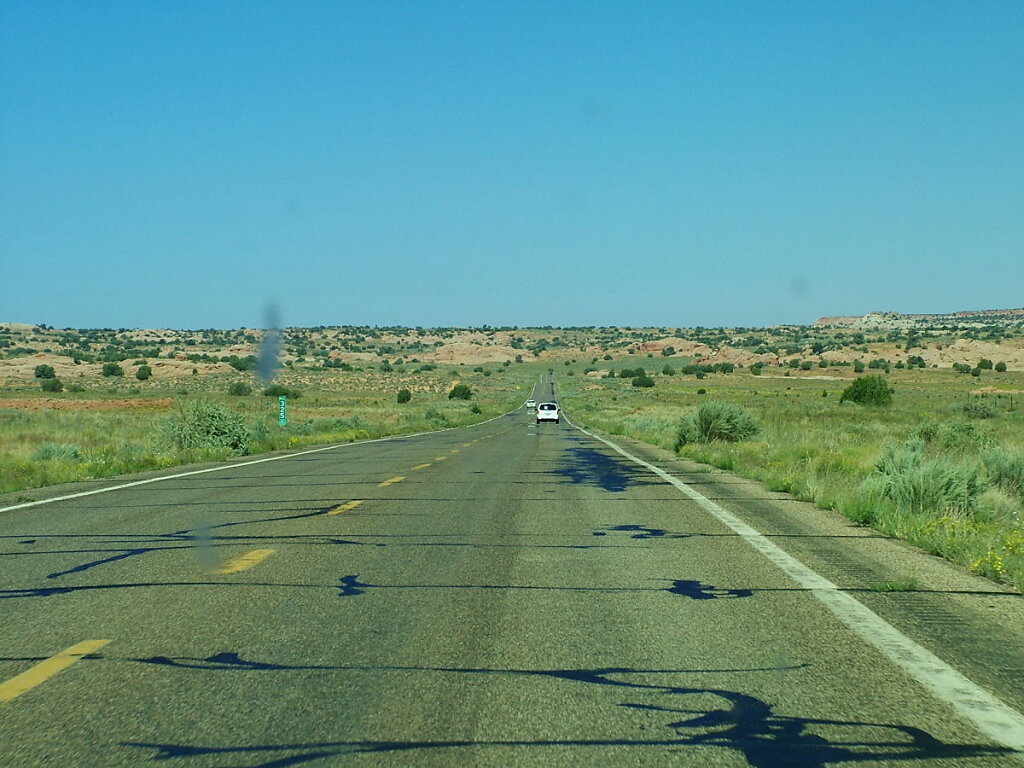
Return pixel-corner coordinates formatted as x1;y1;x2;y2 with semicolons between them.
328;500;363;515
0;639;110;705
217;548;275;575
378;476;405;487
411;463;432;471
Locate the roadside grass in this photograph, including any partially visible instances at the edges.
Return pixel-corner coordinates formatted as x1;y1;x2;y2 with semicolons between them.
0;363;537;496
561;368;1024;592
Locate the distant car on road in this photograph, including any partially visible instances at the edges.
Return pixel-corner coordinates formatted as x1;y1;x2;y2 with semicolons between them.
526;399;537;409
536;402;559;424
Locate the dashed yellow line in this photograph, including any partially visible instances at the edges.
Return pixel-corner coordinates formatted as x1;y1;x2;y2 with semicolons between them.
217;548;274;574
0;639;110;705
435;456;448;462
450;448;460;454
411;463;431;471
463;442;472;447
378;476;405;487
328;500;363;515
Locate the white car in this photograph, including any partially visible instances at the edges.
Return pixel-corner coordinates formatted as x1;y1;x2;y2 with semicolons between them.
526;399;537;410
536;402;559;424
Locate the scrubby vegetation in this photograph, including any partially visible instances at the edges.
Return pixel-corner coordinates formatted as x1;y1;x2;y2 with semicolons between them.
560;357;1024;592
676;401;761;447
3;316;1023;591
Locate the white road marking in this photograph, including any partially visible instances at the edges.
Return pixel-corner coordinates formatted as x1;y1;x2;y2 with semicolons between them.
573;420;1024;758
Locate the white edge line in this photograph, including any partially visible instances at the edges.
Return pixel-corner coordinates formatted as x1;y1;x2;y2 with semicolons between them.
568;416;1024;757
0;408;515;516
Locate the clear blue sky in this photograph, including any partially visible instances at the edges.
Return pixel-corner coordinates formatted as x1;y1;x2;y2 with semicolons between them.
2;1;1022;330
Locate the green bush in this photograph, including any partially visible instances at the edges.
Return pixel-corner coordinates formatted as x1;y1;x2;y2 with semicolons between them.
676;401;761;448
163;399;252;454
396;389;412;404
871;439;985;517
34;364;56;379
915;421;992;454
984;449;1024;500
31;442;82;461
839;375;893;406
632;374;655;387
40;377;64;392
448;383;473;400
957;401;995;419
135;365;152;381
101;363;124;377
227;382;252;396
262;384;301;399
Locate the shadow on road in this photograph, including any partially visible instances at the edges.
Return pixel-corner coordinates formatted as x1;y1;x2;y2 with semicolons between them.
112;660;1010;767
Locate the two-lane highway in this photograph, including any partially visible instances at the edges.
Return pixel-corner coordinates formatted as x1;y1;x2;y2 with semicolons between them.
2;379;1023;766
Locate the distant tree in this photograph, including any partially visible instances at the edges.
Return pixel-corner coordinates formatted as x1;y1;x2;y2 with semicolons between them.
40;377;63;392
34;364;56;379
396;388;412;404
839;375;893;406
632;374;655;387
101;363;124;377
448;383;473;400
995;361;1007;373
135;365;152;381
227;382;252;396
262;384;301;398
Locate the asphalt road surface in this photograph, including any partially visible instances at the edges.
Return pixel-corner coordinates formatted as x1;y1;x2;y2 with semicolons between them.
2;375;1023;766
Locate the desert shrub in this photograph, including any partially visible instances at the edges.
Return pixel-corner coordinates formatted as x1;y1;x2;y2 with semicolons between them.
227;382;252;396
101;363;124;377
853;360;865;373
915;421;992;454
448;383;473;400
31;443;82;461
632;374;655;387
262;384;301;399
34;364;56;379
424;407;447;425
676;401;760;448
163;399;252;453
984;449;1024;500
839;375;893;406
957;401;995;419
40;378;63;392
995;361;1007;373
396;388;412;404
470;404;482;414
662;365;675;376
135;365;152;381
871;439;985;517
